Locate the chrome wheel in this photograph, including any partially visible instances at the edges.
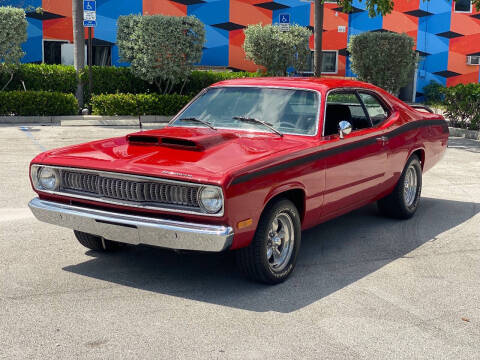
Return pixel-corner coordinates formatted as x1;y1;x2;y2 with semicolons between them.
403;165;418;207
266;212;295;272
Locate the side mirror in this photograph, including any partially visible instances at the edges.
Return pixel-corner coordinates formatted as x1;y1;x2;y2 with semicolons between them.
338;121;352;139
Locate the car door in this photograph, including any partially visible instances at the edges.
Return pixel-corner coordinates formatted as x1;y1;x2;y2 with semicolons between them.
322;89;389;217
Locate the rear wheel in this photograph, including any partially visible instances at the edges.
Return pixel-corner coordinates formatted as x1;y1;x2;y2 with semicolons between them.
74;231;121;251
236;199;301;284
378;154;422;219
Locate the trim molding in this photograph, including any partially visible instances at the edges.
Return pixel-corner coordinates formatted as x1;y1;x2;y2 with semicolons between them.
231;119;447;185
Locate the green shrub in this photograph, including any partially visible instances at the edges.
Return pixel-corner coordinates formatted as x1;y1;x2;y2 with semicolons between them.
442;83;480;130
178;70;260;95
0;91;78;116
80;66;156;97
243;24;311;76
0;64;259;97
0;6;28;90
348;32;417;95
91;93;192;116
423;80;445;105
117;14;205;92
0;63;77;93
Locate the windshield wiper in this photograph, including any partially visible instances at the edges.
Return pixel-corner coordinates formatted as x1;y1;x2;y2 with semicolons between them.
232;116;283;137
178;117;216;130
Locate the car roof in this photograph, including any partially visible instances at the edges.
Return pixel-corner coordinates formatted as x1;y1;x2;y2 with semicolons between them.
211;77;383;93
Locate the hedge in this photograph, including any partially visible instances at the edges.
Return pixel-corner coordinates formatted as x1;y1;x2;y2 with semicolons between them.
91;93;192;116
0;91;78;116
442;83;480;130
0;63;259;96
0;64;77;93
80;66;155;96
422;80;445;106
173;70;260;95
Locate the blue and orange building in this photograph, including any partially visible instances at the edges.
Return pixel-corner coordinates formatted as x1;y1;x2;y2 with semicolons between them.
4;0;480;100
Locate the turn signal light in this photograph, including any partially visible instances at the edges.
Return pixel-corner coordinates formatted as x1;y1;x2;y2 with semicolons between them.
237;218;253;230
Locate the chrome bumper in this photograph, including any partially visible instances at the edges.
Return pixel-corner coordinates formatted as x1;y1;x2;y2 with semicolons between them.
28;198;234;252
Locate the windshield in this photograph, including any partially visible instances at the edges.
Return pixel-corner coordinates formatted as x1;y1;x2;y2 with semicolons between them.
171;87;320;136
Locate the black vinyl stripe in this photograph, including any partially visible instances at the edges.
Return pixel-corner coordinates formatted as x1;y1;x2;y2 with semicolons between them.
231;119;447;185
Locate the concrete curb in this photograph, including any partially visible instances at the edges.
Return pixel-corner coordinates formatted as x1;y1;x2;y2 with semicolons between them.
0;115;173;126
449;127;480;141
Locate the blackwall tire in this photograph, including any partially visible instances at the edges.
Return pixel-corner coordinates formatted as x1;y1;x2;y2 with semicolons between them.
378;154;422;219
235;199;301;284
74;231;122;251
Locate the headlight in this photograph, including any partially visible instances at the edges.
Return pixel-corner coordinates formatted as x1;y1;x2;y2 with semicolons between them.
198;186;223;214
32;166;60;191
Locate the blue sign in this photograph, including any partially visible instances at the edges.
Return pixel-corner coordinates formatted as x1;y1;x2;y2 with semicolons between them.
83;20;96;27
84;1;96;11
279;14;290;24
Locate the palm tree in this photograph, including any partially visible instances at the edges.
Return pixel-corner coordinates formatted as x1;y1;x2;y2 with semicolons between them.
313;0;324;77
72;0;84;109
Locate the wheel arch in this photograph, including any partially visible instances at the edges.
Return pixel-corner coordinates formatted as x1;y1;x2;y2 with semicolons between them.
410;147;425;170
263;185;306;223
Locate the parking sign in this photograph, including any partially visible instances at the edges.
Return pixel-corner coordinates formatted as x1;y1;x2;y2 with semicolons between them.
279;13;290;31
83;0;96;27
84;1;96;11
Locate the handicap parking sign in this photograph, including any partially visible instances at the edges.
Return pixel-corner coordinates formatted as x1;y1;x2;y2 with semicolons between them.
84;1;96;11
279;14;290;24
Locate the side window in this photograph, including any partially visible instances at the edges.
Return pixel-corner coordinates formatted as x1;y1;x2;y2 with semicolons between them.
324;91;370;136
358;92;389;126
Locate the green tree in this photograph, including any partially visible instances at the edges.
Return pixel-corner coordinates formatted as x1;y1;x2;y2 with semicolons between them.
243;24;311;76
312;0;480;77
348;32;416;95
117;14;205;94
0;6;27;91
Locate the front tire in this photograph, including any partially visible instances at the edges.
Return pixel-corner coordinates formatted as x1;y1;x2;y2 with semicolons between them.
378;154;422;219
74;231;121;251
236;199;301;284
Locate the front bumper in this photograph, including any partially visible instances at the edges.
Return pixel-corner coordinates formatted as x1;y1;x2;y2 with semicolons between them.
29;198;234;252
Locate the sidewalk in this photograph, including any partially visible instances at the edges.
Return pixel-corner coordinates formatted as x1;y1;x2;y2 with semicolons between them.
0;115;172;126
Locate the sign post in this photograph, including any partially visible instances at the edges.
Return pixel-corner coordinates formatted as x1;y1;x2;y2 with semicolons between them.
279;13;290;32
83;1;96;101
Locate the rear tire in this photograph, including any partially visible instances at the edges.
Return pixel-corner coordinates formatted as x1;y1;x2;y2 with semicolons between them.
378;154;422;219
74;231;121;251
236;199;301;284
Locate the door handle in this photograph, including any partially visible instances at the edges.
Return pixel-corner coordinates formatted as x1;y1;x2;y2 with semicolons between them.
376;136;388;145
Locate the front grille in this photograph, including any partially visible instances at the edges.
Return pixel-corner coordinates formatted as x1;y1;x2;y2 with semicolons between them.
61;170;200;208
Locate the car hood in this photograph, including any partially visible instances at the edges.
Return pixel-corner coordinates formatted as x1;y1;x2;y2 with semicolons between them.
32;127;312;185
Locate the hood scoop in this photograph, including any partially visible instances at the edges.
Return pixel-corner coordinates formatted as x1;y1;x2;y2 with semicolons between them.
127;131;237;151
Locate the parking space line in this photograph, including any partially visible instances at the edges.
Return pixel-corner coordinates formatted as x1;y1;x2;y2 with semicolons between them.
19;126;47;151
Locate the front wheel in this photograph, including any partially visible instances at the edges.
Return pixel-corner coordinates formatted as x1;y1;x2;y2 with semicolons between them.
236;199;301;284
378;154;422;219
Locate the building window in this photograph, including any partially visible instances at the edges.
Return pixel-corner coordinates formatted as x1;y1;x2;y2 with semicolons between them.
467;56;480;65
454;0;472;13
43;40;68;64
303;50;338;74
92;46;112;66
321;51;338;73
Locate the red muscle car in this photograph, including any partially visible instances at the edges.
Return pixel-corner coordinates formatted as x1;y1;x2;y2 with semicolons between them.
29;78;448;284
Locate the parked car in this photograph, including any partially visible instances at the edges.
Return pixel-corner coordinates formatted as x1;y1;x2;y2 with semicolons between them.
29;78;448;284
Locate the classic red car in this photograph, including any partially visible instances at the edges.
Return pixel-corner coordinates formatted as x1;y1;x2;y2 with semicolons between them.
29;78;448;284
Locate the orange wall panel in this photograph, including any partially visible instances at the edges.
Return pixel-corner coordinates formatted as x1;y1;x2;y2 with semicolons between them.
143;0;187;16
230;0;271;26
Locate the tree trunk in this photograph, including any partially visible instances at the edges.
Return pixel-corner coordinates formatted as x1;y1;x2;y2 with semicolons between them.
72;0;85;109
313;0;324;77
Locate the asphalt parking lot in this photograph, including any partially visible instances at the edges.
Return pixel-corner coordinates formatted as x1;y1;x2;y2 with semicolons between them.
0;124;479;359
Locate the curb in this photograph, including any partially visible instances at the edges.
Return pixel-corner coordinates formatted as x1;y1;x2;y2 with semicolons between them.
449;127;480;141
0;115;173;126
